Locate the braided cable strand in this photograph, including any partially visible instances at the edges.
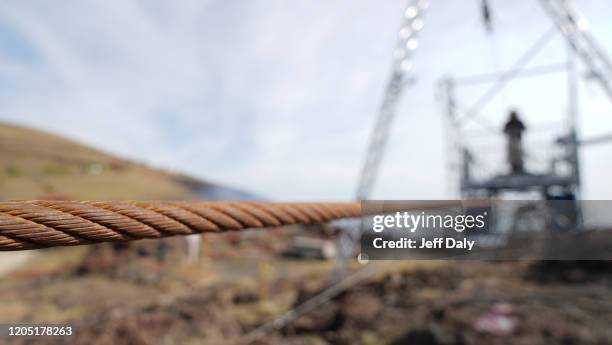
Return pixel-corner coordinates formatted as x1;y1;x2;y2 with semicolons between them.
0;201;362;251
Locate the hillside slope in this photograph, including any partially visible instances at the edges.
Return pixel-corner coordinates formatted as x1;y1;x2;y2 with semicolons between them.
0;122;209;200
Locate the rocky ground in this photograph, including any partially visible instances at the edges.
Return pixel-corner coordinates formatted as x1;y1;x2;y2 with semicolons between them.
272;260;612;345
1;246;610;345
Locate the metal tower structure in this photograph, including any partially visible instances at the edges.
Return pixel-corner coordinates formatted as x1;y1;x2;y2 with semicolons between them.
334;0;429;281
355;0;429;200
246;1;612;341
540;0;612;104
334;0;430;279
439;0;612;233
357;0;612;202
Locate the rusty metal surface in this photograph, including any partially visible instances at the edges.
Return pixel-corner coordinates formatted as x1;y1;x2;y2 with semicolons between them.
0;201;361;251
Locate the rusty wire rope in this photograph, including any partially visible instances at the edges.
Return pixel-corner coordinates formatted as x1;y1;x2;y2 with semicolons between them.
0;200;362;251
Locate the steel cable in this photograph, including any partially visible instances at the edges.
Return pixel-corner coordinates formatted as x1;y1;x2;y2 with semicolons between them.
0;200;361;251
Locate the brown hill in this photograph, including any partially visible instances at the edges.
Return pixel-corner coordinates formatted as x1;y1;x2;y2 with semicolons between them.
0;122;209;200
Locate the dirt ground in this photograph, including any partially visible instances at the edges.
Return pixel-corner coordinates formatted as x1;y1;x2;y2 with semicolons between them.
0;234;610;345
272;261;612;345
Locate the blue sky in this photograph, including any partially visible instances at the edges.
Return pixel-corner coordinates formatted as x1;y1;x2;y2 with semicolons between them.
0;0;611;200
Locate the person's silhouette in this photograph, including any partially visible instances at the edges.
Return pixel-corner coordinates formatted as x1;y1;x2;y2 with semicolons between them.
503;111;526;174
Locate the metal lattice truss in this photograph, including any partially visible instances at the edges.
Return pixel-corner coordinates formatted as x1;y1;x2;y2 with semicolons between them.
540;0;612;102
355;0;429;200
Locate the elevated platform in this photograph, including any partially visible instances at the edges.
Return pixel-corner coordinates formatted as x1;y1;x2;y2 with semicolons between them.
462;172;577;194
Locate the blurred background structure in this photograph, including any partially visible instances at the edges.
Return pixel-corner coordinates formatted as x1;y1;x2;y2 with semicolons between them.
0;0;611;344
1;0;612;200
